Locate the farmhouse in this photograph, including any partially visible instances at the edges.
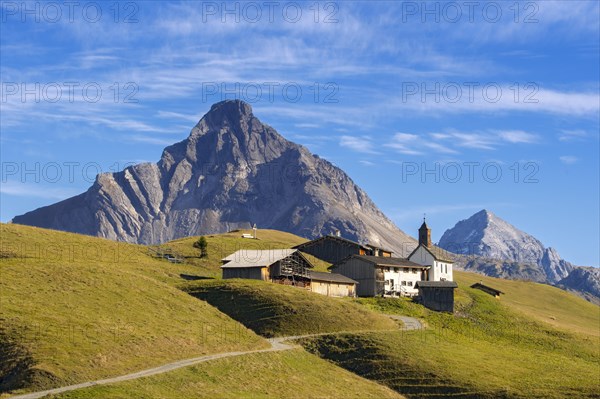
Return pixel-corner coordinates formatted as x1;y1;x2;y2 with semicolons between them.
221;249;356;297
294;233;392;264
415;281;458;312
471;282;503;298
330;255;428;297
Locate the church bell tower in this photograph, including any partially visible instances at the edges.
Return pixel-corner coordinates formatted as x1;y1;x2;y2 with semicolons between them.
418;217;431;247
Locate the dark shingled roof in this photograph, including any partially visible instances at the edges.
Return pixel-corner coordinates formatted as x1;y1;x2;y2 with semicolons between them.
352;255;429;268
293;235;369;251
470;282;504;295
415;281;458;288
365;243;394;254
309;271;358;284
408;244;455;263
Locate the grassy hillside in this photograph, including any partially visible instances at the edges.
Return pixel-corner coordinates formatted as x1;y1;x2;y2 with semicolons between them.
454;271;600;337
0;224;267;395
304;283;600;398
184;279;398;337
156;228;308;279
3;224;597;398
46;349;404;399
161;229;331;275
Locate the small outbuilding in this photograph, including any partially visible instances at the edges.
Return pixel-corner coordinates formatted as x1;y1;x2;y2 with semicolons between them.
308;271;358;298
470;282;503;298
415;281;458;312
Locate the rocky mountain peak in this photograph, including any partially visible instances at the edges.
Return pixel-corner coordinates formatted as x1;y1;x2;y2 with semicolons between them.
210;99;253;114
439;210;574;283
12;101;416;255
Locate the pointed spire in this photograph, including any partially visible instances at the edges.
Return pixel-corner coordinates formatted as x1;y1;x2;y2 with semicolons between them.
418;216;431;247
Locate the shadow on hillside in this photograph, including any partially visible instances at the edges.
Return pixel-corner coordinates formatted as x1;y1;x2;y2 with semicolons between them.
0;328;60;394
179;274;214;281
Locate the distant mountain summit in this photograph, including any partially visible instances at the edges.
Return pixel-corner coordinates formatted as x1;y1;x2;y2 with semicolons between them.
439;209;573;283
13;100;416;254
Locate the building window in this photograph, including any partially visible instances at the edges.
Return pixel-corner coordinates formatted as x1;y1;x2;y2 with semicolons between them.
385;280;389;285
394;267;399;273
386;267;390;272
401;281;407;286
408;281;413;286
445;264;448;273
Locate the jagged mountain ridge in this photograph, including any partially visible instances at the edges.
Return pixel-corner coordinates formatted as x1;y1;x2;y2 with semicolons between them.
438;209;574;283
557;267;600;305
13;100;416;255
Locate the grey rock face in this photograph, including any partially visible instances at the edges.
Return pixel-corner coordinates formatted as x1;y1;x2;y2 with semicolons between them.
557;267;600;304
439;209;574;283
13;100;416;255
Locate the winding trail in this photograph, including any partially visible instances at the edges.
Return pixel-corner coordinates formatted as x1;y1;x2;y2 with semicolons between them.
388;314;424;331
9;315;423;399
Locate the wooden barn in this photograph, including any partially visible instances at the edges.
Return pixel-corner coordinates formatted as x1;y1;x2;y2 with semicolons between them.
331;255;429;297
221;249;311;284
221;249;356;297
415;281;458;312
470;282;503;298
309;271;357;297
294;234;392;264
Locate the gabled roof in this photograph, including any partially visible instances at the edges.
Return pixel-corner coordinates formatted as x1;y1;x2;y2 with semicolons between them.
415;281;458;288
408;244;454;263
293;235;370;251
470;282;504;295
365;243;394;254
221;249;307;268
309;271;358;284
341;255;429;269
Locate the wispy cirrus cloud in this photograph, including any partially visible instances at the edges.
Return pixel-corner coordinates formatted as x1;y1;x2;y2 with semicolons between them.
389;86;600;118
383;130;539;155
496;130;539;144
340;135;378;154
559;156;579;165
558;130;590;142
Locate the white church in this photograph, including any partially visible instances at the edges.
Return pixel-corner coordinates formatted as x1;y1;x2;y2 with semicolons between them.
407;219;454;282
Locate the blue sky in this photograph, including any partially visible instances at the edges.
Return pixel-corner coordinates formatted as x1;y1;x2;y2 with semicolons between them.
1;1;599;266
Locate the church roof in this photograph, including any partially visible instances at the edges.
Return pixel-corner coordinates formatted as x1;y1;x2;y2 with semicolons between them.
408;244;455;263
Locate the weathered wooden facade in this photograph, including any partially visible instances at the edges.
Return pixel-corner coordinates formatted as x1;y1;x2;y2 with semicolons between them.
415;281;458;312
309;271;357;297
294;235;392;264
331;255;428;297
221;249;356;297
221;249;312;283
470;282;503;297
